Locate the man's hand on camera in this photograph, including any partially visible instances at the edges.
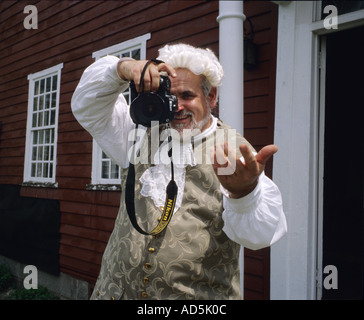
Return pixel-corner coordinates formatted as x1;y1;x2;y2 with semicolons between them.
117;59;177;92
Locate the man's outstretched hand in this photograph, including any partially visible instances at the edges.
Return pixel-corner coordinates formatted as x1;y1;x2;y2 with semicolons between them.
211;142;278;198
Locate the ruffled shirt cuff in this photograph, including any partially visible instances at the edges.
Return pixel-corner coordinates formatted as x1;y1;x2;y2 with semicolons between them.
220;174;263;213
221;173;287;250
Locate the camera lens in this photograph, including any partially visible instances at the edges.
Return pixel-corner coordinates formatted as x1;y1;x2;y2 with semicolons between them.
139;94;163;120
130;93;165;127
142;103;159;118
129;76;178;127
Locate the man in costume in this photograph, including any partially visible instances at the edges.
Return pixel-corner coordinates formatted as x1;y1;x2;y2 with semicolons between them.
71;43;287;300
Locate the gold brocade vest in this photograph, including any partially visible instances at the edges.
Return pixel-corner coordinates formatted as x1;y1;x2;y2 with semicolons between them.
91;120;253;300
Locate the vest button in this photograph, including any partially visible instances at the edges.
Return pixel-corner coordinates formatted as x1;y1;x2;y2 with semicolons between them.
143;277;149;284
145;262;152;269
141;291;148;298
148;247;155;253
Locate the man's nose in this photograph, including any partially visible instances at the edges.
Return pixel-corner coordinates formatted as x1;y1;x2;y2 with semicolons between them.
176;100;185;113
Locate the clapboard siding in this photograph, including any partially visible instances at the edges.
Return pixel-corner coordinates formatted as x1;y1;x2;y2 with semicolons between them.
1;0;278;299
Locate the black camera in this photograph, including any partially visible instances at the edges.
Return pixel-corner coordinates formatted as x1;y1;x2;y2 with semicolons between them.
129;75;178;127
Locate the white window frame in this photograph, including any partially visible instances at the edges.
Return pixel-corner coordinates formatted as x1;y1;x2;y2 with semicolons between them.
23;63;63;186
90;33;150;188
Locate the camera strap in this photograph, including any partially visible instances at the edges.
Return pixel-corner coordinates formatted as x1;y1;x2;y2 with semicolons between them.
137;58;165;92
125;59;178;236
125;124;178;236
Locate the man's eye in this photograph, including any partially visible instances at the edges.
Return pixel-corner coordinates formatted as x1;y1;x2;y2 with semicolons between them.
181;93;194;99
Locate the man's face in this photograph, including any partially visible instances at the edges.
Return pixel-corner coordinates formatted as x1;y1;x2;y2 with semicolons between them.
170;68;216;134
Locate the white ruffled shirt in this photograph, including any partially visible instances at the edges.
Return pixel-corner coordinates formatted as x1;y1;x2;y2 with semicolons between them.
139;116;217;213
71;55;287;250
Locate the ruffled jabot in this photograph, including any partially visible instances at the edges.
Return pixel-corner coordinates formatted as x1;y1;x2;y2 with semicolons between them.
139;116;218;211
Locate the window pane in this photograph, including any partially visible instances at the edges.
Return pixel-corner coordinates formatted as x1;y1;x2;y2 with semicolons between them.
45;94;50;109
52;75;57;91
44;146;49;161
46;77;51;92
110;162;119;179
32;147;37;161
44;111;49;126
51;93;56;108
36;163;42;177
34;81;39;95
32;113;37;127
39;95;44;111
43;163;49;178
31;163;36;177
44;129;50;144
132;49;140;60
38;112;43;127
102;161;110;179
39;130;44;144
50;128;54;143
50;110;55;125
37;146;43;160
33;97;38;111
50;146;54;161
32;131;38;145
49;163;53;178
40;79;45;94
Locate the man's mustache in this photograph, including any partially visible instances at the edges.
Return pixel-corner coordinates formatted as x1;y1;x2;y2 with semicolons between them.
174;111;193;118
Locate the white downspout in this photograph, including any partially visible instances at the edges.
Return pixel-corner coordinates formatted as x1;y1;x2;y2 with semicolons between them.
216;0;245;135
217;0;246;298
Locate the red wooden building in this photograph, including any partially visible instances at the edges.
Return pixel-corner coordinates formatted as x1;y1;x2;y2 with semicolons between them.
0;0;278;299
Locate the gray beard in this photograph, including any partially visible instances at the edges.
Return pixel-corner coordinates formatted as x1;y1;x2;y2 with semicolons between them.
171;108;212;141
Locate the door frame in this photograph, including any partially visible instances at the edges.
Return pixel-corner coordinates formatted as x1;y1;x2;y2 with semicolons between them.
271;1;364;299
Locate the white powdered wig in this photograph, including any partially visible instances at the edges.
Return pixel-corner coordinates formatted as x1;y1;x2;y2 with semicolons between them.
157;43;224;87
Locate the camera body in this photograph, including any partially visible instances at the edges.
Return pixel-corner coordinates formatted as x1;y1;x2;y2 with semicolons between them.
129;75;178;127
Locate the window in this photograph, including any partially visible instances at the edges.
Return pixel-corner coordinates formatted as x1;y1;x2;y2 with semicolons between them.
89;33;150;189
23;63;63;186
321;0;364;18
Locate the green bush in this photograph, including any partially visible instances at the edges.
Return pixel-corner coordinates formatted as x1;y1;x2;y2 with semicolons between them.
0;264;15;291
6;286;58;300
